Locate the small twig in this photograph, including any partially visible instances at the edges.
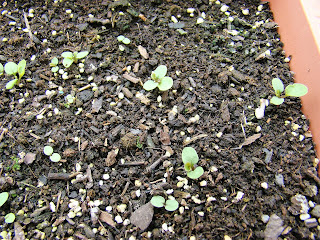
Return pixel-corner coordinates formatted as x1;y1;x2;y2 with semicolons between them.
145;155;168;173
48;172;80;180
23;11;35;46
120;182;130;197
0;128;8;142
303;168;320;186
119;161;145;166
30;206;49;217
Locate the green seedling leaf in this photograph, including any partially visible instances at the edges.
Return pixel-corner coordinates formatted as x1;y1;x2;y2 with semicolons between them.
0;63;3;75
76;51;89;59
270;96;285;105
122;38;130;45
4;62;18;76
152;65;167;80
0;192;9;207
158;76;173;91
143;80;159;91
184;162;193;172
43;146;54;156
61;52;74;59
187;166;204;179
182;147;199;166
5;79;18;89
117;35;125;42
285;83;308;97
50;153;61;162
272;78;284;97
5;213;15;224
151;196;165;208
17;59;26;80
50;57;59;66
51;66;59;73
63;58;74;68
165;199;179;211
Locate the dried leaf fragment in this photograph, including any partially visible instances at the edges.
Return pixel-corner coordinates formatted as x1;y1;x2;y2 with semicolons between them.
99;211;116;228
138;45;149;59
123;73;140;84
136;92;151;105
235;133;262;149
91;97;103;113
105;148;119;167
24;152;36;165
130;202;154;231
160;126;171;145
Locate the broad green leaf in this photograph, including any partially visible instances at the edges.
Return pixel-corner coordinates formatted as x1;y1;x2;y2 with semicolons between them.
76;51;89;59
0;63;3;75
117;35;125;42
5;79;18;89
152;65;167;80
165;199;179;211
0;192;9;207
187;166;204;179
143;80;158;91
61;52;74;59
158;76;173;91
17;59;26;80
62;58;74;68
122;38;130;45
4;213;15;223
50;57;59;66
151;196;165;208
272;78;284;97
285;83;308;97
43;146;53;156
182;147;199;165
51;66;59;73
270;96;284;105
4;62;18;76
50;153;61;162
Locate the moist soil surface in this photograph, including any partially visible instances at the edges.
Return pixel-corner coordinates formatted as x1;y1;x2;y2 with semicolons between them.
0;0;319;239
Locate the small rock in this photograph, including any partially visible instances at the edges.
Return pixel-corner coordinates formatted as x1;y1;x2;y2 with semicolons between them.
130;202;154;231
24;152;36;165
299;213;310;221
264;214;284;240
304;218;318;228
310;205;320;218
275;174;284;187
288;194;309;215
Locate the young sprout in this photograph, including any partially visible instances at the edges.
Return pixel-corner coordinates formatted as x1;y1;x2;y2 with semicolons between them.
4;60;27;89
0;192;9;207
150;196;179;211
117;35;130;44
50;57;59;73
270;78;308;105
43;146;61;162
4;213;15;224
182;147;204;179
61;51;89;68
0;63;3;75
143;65;173;91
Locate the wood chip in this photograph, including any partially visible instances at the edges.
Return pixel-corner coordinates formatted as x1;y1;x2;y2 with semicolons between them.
136;92;151;105
105;148;119;167
99;211;116;228
130;202;154;231
14;222;26;240
234;133;261;149
160;126;171;145
91;97;103;113
138;45;149;59
123;73;140;84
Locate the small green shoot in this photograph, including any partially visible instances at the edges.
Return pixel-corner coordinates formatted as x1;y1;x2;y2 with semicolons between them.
0;192;9;207
270;78;308;105
117;35;130;44
182;147;204;179
8;156;21;172
61;51;89;68
150;196;179;211
0;63;3;75
136;137;143;149
4;60;27;89
143;65;173;91
50;57;59;73
43;146;61;162
64;94;75;108
5;213;15;224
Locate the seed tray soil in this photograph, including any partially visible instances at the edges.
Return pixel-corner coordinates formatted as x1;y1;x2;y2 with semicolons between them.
0;0;318;239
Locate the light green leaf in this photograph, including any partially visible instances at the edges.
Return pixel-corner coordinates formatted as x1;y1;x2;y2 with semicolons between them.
158;76;173;91
4;62;18;76
0;192;9;207
61;52;74;59
51;66;59;73
285;83;308;97
184;162;193;172
152;65;167;80
122;38;130;45
272;78;284;97
143;80;158;91
187;166;204;179
151;196;165;208
62;58;74;68
76;51;89;59
5;79;18;89
117;35;125;42
5;213;15;224
165;199;179;211
270;96;284;105
43;146;53;156
182;147;199;165
50;153;61;162
0;63;3;75
17;59;26;80
50;57;59;66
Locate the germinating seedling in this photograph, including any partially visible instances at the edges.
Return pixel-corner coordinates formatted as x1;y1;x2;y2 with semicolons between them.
117;35;130;45
270;78;308;105
50;57;59;73
61;51;89;68
4;59;27;89
0;192;15;224
143;65;173;91
182;147;204;179
44;145;61;162
150;195;179;211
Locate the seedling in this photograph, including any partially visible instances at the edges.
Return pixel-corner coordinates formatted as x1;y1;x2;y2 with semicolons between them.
61;51;89;68
270;78;308;105
50;57;59;73
6;156;21;172
43;146;61;162
0;192;15;224
182;147;204;179
143;65;173;91
64;94;75;108
117;35;130;45
4;59;26;89
151;196;179;211
0;63;3;75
